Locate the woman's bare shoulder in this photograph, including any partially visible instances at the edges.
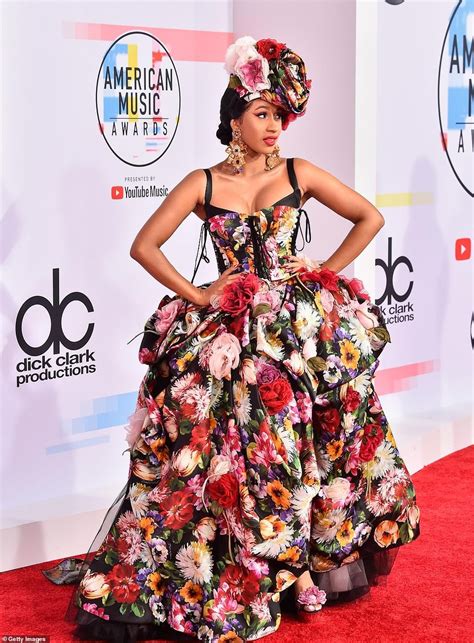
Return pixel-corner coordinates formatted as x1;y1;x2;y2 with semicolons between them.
292;157;322;196
173;168;209;199
179;167;208;183
292;157;323;174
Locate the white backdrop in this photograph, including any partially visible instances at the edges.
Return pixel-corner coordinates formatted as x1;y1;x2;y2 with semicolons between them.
1;0;472;570
373;0;473;466
1;0;235;569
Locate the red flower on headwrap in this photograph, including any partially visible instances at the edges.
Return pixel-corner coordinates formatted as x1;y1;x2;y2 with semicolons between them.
224;36;311;124
256;38;286;60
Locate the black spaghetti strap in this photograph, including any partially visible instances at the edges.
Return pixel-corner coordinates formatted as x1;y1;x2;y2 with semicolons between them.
287;157;300;194
203;168;212;206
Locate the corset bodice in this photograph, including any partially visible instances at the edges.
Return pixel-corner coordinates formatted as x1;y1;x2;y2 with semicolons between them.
190;157;312;284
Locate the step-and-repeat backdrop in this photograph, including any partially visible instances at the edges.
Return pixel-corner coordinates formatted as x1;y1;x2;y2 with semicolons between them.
373;0;472;457
1;0;472;569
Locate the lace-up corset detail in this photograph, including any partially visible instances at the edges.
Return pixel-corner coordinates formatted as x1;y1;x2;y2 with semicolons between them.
190;157;312;284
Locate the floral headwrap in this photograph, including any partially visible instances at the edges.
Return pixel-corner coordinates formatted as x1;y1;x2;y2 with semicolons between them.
224;36;312;129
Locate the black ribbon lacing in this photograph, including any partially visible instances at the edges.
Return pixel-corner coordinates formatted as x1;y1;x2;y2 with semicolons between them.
180;221;211;318
294;208;312;252
248;215;272;280
278;208;313;313
154;207;312;323
191;221;211;284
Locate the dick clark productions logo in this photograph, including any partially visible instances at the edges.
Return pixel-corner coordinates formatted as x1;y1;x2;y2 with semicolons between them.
15;269;96;387
96;31;181;167
375;237;415;325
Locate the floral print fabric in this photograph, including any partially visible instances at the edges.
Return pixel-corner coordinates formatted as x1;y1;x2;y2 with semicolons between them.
65;173;420;642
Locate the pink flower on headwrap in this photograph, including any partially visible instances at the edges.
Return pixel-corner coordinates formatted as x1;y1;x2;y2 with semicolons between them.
235;56;271;92
224;36;257;73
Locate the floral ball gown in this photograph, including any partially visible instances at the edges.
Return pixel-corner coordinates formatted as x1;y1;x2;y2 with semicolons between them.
44;157;421;642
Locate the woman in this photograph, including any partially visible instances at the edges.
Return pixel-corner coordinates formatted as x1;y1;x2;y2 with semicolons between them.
44;36;421;642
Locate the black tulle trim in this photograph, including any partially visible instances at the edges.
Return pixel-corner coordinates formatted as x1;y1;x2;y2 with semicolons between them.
59;547;402;641
311;547;399;604
71;609;190;642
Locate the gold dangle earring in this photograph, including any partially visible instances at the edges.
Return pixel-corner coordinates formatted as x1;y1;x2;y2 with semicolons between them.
225;127;248;174
265;143;281;171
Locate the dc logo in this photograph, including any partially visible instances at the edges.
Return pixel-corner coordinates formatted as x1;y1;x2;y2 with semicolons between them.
375;237;414;306
16;268;94;356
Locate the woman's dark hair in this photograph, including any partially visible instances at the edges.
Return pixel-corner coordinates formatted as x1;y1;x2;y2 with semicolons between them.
216;87;250;146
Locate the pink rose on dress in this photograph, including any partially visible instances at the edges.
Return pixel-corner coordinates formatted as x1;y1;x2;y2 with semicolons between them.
302;337;317;361
253;288;280;323
235;56;271;92
154;299;182;335
124;406;149;449
347;277;370;301
255;357;281;385
208;332;241;380
354;300;379;330
241;356;257;384
323;477;351;507
320;288;335;313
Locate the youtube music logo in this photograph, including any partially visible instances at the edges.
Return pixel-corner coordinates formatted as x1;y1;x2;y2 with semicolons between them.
455;238;471;261
110;184;168;200
111;185;124;200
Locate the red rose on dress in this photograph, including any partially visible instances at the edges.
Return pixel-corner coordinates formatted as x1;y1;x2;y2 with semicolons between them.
207;472;239;509
160;488;196;529
319;269;341;291
139;347;156;364
256;38;286;60
106;563;141;603
241;570;261;603
359;423;384;461
342;387;361;413
227;313;246;342
302;268;340;293
220;564;242;592
116;536;131;560
219;564;260;603
190;421;211;455
314;407;340;434
259;377;293;414
359;440;377;462
319;322;334;342
220;273;261;315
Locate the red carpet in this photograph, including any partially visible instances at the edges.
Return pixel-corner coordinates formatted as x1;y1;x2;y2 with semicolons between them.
1;446;472;643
